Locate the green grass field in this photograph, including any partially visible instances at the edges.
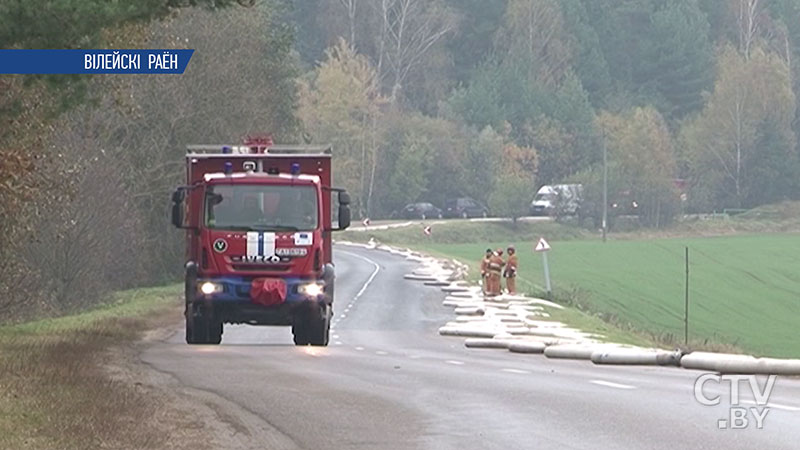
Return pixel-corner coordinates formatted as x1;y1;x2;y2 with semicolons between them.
429;234;800;358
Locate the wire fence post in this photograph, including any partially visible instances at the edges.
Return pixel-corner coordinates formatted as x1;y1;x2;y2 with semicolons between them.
602;136;608;243
684;246;689;347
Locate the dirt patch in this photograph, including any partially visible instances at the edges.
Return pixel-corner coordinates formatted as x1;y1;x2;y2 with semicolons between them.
0;316;183;449
120;318;303;450
102;324;218;450
0;296;222;450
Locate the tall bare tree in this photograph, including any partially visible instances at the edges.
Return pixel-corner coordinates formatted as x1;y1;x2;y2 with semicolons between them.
736;0;763;60
374;0;454;101
338;0;358;47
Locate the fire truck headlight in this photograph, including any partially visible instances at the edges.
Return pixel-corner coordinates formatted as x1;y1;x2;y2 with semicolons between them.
199;282;223;295
299;282;324;297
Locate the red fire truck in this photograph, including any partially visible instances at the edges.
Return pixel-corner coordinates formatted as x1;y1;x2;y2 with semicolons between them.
170;136;351;346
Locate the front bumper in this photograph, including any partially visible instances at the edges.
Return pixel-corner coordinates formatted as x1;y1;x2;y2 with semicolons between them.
193;276;327;306
190;276;329;326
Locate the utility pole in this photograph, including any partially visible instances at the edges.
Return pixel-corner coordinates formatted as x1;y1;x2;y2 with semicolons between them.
602;135;608;243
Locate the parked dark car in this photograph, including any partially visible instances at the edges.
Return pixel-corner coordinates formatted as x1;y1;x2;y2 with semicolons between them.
444;197;489;218
394;202;443;220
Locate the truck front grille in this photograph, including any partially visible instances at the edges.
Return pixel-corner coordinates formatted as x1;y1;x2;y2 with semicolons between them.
231;264;290;272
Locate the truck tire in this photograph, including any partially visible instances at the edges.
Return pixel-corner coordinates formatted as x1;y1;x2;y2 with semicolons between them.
307;304;331;346
293;304;330;346
186;304;222;345
292;315;309;345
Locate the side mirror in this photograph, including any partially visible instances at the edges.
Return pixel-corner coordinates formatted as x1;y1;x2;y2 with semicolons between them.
171;188;185;229
171;189;184;203
327;188;351;231
337;203;351;230
338;191;351;206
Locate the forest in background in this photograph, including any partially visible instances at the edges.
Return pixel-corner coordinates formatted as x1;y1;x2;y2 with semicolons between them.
1;0;799;319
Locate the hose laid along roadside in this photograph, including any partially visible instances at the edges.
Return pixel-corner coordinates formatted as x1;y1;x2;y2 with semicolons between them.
337;241;800;376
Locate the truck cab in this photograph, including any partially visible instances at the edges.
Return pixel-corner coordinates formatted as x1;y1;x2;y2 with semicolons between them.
170;137;350;346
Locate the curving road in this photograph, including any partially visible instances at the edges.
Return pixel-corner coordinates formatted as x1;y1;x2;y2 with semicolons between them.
141;246;800;450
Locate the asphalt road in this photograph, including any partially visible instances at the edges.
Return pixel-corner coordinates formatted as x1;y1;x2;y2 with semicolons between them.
141;246;800;450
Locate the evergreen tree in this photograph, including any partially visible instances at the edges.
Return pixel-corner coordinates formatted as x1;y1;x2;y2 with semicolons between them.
636;0;714;121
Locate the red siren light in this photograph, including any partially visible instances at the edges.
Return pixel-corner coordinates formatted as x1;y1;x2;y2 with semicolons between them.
243;133;274;154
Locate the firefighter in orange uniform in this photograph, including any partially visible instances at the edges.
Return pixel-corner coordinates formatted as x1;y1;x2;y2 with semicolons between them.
503;245;518;294
480;248;492;295
487;248;505;296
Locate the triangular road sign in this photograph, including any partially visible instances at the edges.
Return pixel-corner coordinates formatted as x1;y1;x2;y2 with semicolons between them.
534;237;551;252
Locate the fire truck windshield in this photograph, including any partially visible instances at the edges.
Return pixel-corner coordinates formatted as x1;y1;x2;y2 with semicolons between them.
205;184;318;231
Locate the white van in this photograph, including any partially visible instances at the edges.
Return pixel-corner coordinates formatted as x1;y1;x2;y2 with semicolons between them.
530;184;583;216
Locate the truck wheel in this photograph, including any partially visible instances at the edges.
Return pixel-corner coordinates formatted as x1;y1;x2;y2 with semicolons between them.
186;304;222;345
307;304;331;346
292;313;309;345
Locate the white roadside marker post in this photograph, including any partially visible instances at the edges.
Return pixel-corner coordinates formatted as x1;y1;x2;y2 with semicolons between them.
534;237;552;299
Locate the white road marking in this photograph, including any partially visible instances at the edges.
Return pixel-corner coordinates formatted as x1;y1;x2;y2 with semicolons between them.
501;368;530;375
445;360;465;365
355;346;365;351
335;341;342;345
329;251;380;328
590;380;636;390
338;250;381;302
376;350;388;355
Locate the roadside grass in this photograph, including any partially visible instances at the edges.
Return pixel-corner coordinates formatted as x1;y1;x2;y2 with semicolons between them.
0;284;182;449
544;306;655;348
338;219;588;246
429;234;800;358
